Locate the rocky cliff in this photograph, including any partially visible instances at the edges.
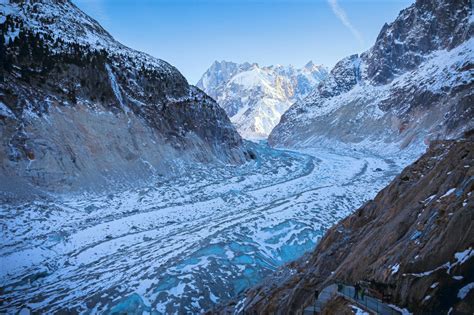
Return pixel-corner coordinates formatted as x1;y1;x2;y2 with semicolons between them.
0;0;250;194
218;132;474;314
269;0;473;151
197;60;327;139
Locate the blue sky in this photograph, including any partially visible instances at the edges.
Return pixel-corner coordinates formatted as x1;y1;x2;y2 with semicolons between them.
72;0;414;83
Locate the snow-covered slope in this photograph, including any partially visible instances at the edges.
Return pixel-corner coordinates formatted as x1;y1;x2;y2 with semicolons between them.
0;0;250;193
269;0;473;152
197;61;327;139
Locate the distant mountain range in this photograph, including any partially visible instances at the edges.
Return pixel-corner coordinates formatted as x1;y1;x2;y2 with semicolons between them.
268;0;473;152
197;61;327;139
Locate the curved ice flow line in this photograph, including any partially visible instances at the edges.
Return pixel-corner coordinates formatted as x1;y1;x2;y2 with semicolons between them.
0;146;400;313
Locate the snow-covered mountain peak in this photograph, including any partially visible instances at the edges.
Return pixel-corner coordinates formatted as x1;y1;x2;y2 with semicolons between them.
303;60;325;72
197;61;328;139
2;0;114;49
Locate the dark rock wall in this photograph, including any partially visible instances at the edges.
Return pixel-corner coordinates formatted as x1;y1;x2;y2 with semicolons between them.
365;0;473;84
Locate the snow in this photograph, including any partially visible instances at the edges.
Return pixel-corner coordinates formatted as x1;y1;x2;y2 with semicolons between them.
457;282;474;299
423;194;436;204
233;97;293;140
388;304;413;315
271;37;474;151
0;0;178;80
4;27;20;42
0;101;16;119
229;67;273;91
440;188;456;199
0;144;403;313
454;247;473;264
105;64;129;114
234;298;246;315
350;305;369;315
1;0;470;313
391;263;400;274
404;247;473;278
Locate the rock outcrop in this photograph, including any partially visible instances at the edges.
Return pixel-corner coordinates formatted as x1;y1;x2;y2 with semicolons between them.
0;0;249;194
218;132;474;314
269;0;473;151
197;60;327;139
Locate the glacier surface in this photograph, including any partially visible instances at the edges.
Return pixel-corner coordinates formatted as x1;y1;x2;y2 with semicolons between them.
0;143;410;314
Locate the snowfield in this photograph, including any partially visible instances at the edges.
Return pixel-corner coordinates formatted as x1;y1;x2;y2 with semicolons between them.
0;143;407;314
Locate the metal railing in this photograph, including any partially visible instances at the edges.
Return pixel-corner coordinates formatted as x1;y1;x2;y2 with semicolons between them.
305;283;402;315
337;283;401;315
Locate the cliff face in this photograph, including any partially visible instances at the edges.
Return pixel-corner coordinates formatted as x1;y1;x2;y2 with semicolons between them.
366;0;472;84
269;0;473;151
0;0;248;194
220;133;474;314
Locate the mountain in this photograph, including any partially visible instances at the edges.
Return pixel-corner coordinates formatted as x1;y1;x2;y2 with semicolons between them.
197;60;327;139
269;0;473;152
0;0;251;194
217;131;474;314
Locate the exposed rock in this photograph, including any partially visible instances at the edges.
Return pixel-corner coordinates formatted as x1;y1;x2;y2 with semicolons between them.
366;0;472;84
218;133;474;314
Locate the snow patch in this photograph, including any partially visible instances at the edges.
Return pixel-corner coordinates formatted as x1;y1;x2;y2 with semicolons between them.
457;282;474;299
391;263;400;275
350;305;369;315
440;188;456;199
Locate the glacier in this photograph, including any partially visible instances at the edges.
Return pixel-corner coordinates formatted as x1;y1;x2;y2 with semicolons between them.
0;142;412;314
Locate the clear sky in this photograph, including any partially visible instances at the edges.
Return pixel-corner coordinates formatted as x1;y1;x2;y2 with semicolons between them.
72;0;414;84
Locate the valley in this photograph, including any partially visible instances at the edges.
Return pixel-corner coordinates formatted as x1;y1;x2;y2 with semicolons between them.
0;143;407;313
1;0;472;313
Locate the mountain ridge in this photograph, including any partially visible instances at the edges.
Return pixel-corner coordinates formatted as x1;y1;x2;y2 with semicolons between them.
197;60;328;139
0;0;250;194
269;0;473;152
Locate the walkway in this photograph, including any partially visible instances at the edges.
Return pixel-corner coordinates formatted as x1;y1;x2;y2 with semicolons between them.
304;283;402;315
